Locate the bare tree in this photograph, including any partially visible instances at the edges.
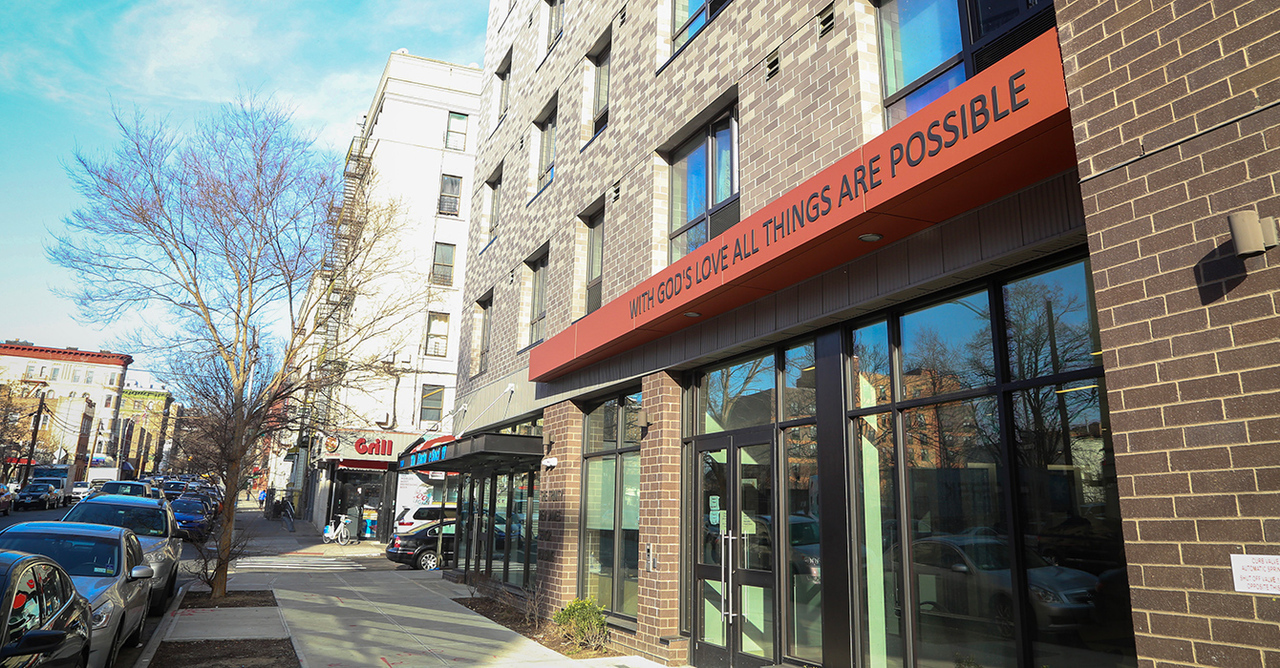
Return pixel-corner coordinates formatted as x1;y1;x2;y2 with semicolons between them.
48;96;435;597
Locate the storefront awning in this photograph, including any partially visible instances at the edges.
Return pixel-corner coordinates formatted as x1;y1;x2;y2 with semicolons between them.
396;433;542;473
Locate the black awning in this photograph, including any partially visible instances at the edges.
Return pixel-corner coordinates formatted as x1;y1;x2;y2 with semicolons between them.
396;433;542;473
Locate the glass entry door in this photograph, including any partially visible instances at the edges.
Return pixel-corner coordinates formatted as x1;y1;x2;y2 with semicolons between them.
693;427;776;668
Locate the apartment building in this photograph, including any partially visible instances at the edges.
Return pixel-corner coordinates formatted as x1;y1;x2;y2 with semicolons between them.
300;53;482;538
411;1;1280;667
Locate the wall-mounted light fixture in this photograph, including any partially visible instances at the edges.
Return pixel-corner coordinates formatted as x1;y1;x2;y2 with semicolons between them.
1228;210;1278;257
635;407;652;430
542;430;555;452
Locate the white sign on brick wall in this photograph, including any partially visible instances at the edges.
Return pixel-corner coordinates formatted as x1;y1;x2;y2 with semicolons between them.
1230;554;1280;595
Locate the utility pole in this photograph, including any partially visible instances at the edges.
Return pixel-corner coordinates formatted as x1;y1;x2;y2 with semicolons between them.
23;394;45;486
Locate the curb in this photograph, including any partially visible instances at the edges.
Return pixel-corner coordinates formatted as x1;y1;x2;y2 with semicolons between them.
274;589;308;668
132;580;191;667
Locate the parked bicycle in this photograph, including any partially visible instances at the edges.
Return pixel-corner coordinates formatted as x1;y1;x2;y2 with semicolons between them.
322;514;359;545
281;498;296;533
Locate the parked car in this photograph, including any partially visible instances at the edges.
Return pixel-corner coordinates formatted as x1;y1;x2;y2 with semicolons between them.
178;494;216;519
0;522;153;668
0;484;14;515
0;549;93;667
386;520;456;570
15;484;57;511
95;481;153;499
160;481;189;502
169;497;214;543
887;535;1099;636
70;482;92;503
61;495;181;615
393;503;457;534
27;478;67;507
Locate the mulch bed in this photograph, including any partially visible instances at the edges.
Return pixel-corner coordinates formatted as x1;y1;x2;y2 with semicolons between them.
150;639;300;667
180;589;277;609
453;596;621;659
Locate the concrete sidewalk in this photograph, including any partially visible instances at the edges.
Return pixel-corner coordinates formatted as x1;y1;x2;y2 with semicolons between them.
142;500;673;667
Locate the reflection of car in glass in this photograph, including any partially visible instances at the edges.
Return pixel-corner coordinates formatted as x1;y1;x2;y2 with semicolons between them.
1028;514;1125;574
61;495;181;615
0;484;13;516
0;549;93;667
0;523;152;668
394;504;457;534
386;521;456;570
15;485;56;512
890;535;1098;636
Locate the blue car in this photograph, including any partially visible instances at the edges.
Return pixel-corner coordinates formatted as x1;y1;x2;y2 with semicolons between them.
168;497;213;543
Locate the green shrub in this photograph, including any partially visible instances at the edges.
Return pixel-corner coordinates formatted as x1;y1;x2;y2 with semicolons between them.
552;598;608;650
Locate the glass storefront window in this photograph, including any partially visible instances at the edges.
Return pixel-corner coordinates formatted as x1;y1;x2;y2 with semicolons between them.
903;396;1014;667
508;472;530;586
900;290;994;398
582;391;643;619
852;321;892;409
783;341;816;421
1004;260;1102;381
700;450;728;567
701;352;775;433
855;412;903;668
620;451;640;617
528;473;539;581
493;474;511;576
784;426;822;664
1014;379;1134;667
585;399;618;455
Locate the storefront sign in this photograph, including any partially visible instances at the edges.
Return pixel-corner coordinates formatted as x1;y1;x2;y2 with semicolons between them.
530;29;1074;382
318;429;419;462
1231;554;1280;594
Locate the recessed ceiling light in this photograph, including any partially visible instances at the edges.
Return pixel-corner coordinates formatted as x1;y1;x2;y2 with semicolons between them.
683;312;701;318
859;233;883;242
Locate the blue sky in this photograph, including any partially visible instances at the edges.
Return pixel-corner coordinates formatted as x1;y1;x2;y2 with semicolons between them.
0;0;487;357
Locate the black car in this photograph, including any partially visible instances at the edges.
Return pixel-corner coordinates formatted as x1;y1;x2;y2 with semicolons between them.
385;521;456;571
0;550;92;667
15;485;56;512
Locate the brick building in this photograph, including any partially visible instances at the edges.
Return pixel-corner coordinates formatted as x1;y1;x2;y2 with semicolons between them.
398;1;1279;667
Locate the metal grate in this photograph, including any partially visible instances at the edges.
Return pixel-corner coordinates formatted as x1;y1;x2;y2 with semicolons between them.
817;4;835;38
766;49;780;80
974;6;1055;73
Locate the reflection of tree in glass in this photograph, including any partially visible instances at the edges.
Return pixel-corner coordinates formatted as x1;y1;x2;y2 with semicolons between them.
704;355;773;432
903;326;974;396
1003;278;1095;381
784;345;817;419
850;336;891;407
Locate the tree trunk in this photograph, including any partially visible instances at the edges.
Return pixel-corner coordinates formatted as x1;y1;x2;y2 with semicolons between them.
211;420;246;598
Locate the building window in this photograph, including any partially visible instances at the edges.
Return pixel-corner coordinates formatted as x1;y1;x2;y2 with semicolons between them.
487;173;502;241
104;395;112;409
85;370;94;384
445;112;468;151
431;243;455;286
879;0;1052;126
527;253;548;344
474;297;492;375
24;364;34;379
581;391;642;620
537;107;557;192
586;213;603;314
424;312;449;356
419;384;444;423
669;106;738;263
546;0;564;50
438;175;462;215
108;373;117;386
672;0;732;51
592;44;610;135
72;368;82;383
50;367;60;381
496;52;512;123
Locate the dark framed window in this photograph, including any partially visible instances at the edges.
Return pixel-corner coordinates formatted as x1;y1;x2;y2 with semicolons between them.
431;243;455;286
669;107;738;263
592;45;610;136
419;385;444;423
527;253;548;344
424;312;449;356
537;108;557;192
585;212;604;314
487;175;502;241
445;112;468;150
496;52;512;123
475;296;492;376
546;0;564;50
438;175;462;215
581;391;643;620
878;0;1053;126
672;0;733;52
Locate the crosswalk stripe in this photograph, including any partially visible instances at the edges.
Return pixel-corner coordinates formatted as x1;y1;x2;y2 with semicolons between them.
233;556;366;571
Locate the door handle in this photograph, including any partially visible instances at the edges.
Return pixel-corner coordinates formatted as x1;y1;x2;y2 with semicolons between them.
722;532;737;622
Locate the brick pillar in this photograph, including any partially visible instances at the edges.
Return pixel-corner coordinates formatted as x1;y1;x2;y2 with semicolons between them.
634;370;687;665
1056;0;1280;664
538;399;584;619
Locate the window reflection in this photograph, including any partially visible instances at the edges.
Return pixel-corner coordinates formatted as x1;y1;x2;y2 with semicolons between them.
784;341;816;420
701;353;775;433
1004;261;1102;381
879;0;963;98
901;291;994;399
855;413;904;668
851;321;892;408
583;456;616;610
1015;380;1136;667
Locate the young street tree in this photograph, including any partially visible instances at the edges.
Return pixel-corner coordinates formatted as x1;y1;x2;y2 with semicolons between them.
49;97;434;597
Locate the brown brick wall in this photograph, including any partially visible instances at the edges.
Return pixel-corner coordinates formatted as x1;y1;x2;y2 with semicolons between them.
1055;0;1280;664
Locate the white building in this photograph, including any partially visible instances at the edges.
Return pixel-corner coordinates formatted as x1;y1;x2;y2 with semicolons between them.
296;53;482;537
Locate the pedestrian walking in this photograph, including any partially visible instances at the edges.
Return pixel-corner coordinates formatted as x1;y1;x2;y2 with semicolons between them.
258;489;266;509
